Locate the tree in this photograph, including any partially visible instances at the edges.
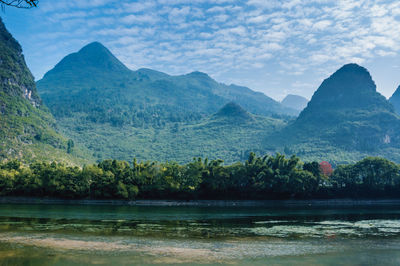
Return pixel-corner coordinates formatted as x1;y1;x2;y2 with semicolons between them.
320;161;333;176
353;157;400;194
67;139;74;154
0;0;38;8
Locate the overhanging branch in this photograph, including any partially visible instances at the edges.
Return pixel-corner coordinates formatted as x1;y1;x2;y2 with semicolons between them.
0;0;39;9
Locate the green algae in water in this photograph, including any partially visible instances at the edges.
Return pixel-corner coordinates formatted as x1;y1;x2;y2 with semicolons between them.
1;203;400;265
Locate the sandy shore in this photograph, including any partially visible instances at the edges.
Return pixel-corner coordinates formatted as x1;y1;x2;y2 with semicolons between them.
1;197;400;207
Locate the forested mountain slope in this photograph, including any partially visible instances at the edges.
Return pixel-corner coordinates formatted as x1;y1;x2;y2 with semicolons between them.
52;101;285;163
36;42;293;162
273;64;400;164
0;18;86;164
37;42;296;124
35;42;400;165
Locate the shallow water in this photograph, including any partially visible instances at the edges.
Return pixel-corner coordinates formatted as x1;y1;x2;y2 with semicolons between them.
0;203;400;265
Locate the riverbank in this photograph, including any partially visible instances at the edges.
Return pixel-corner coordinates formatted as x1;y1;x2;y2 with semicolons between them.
1;198;400;265
1;197;400;207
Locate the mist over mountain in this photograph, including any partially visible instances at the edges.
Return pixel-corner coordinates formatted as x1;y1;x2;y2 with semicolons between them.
281;94;308;111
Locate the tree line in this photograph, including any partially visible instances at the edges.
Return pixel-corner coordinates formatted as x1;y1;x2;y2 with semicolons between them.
1;153;399;200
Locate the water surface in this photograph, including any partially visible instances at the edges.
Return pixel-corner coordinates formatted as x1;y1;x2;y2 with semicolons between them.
0;202;400;265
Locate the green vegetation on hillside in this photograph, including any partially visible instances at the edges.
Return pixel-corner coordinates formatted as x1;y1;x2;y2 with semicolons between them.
274;64;400;164
37;42;295;123
1;154;399;200
0;17;88;165
4;19;400;166
34;42;297;163
57;103;286;163
35;42;400;165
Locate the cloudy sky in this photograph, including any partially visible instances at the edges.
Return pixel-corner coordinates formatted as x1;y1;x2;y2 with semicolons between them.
2;0;400;100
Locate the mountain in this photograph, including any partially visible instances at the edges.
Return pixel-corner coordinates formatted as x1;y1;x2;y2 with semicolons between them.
281;94;308;111
274;64;400;164
36;42;295;162
37;42;295;121
213;102;253;122
51;100;285;163
389;85;400;114
36;42;400;164
0;18;86;164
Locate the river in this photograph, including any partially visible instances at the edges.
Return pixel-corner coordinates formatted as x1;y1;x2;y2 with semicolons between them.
0;202;400;265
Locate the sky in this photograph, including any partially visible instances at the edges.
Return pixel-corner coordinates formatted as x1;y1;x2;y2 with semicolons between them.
1;0;400;101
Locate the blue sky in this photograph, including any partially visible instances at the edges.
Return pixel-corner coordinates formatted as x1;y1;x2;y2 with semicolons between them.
2;0;400;100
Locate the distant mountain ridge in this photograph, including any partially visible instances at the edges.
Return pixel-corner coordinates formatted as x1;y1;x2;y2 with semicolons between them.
4;30;400;165
35;42;296;162
36;42;400;164
37;42;296;120
281;94;308;111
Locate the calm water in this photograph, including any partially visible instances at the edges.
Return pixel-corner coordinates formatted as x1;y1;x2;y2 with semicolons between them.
0;202;400;265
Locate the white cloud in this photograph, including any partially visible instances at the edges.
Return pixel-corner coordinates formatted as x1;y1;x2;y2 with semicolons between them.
121;14;159;24
313;20;332;30
8;0;400;99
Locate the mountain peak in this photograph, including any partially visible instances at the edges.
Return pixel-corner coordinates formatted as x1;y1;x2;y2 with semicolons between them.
327;63;374;92
215;102;252;121
79;41;106;51
281;94;308;111
187;71;212;79
301;63;388;113
44;42;129;78
279;64;400;152
76;41;128;70
329;63;373;88
337;63;369;73
77;41;112;57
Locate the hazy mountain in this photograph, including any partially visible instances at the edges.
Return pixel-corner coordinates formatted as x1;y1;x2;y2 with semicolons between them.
281;94;308;111
274;64;400;163
0;18;85;164
389;85;400;114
